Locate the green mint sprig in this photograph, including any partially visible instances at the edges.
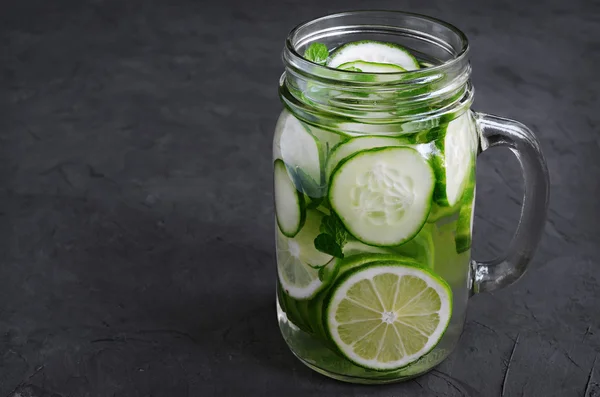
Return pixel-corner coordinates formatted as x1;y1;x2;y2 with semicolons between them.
303;42;329;65
314;213;348;258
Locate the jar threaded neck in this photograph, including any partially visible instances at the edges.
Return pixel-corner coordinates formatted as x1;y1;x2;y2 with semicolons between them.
280;11;473;135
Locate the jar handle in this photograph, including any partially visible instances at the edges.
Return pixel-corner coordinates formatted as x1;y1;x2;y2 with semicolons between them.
471;113;550;293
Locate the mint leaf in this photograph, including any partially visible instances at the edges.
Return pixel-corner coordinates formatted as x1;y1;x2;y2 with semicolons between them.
315;213;349;258
304;43;329;65
284;164;324;199
294;167;324;199
320;213;348;246
314;233;344;258
320;214;338;237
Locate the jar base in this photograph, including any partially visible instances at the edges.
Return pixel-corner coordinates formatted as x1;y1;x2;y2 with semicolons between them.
277;295;459;384
293;352;427;385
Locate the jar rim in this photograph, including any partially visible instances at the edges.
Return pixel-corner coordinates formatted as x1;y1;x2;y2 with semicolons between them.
284;10;469;83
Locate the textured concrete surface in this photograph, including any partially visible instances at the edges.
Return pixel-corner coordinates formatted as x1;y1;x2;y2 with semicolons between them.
1;0;599;395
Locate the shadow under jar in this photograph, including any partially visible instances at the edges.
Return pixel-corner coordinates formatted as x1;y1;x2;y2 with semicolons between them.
272;11;549;384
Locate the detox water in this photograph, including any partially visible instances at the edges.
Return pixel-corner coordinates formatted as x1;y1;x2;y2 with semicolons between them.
274;112;475;382
273;38;478;383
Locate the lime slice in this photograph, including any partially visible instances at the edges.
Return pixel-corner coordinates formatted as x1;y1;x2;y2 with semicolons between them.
307;254;405;339
276;210;334;299
277;231;329;300
325;261;452;370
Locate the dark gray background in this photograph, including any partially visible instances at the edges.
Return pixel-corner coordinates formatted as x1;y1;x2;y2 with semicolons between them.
1;0;599;395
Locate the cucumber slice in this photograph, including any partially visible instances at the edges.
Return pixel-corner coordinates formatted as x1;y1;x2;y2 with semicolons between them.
325;136;408;180
455;183;476;254
338;60;406;73
274;159;305;237
276;210;334;299
328;41;421;71
274;110;324;187
329;147;435;247
433;112;477;207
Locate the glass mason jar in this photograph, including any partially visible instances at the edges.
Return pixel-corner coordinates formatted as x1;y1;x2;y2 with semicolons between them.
273;11;549;384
